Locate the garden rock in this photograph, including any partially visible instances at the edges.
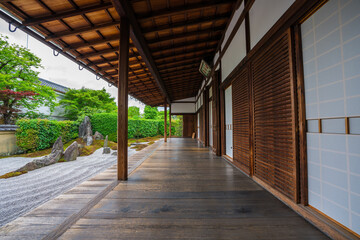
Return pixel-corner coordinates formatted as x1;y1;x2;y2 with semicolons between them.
79;116;92;138
103;135;110;154
51;136;64;154
111;151;117;156
16;136;64;172
93;131;104;140
85;135;93;146
64;141;79;161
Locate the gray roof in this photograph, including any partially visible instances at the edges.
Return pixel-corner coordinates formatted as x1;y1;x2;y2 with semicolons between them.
0;125;18;131
39;78;68;94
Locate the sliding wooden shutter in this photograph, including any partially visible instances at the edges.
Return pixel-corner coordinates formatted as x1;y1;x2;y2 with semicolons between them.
252;30;297;201
232;68;251;175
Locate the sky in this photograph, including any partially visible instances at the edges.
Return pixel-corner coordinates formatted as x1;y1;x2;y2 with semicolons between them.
0;19;146;112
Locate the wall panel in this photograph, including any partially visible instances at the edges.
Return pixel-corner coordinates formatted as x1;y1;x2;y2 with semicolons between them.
249;0;295;49
232;67;251;174
252;30;297;200
302;0;360;233
222;22;247;81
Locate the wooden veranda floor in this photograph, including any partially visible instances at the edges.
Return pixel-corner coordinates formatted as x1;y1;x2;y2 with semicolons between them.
59;138;327;240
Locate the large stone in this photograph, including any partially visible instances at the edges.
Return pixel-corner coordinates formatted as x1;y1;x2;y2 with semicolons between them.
103;135;110;154
79;116;92;139
86;135;93;146
103;147;111;154
51;136;64;154
17;137;64;172
104;135;108;148
64;141;79;161
93;131;104;140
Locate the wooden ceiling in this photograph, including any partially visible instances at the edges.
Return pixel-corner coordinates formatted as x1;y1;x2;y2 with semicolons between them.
0;0;236;106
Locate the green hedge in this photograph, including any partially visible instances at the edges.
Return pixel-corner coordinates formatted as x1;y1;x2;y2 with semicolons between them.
16;119;78;152
90;113;178;142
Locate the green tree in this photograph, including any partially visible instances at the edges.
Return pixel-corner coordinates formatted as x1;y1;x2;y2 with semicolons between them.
156;110;170;120
0;35;56;124
144;105;158;119
128;106;140;119
60;87;117;120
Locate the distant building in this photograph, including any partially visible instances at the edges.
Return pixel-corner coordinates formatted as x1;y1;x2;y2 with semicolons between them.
36;78;68;120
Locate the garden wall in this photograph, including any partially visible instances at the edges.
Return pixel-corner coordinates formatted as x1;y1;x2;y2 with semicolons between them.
0;125;21;156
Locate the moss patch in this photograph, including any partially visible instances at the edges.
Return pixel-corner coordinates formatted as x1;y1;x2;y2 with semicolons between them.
0;171;28;179
129;136;161;151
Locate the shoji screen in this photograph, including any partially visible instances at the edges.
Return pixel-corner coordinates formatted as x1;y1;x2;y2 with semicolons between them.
302;0;360;233
252;30;297;200
225;86;233;158
232;68;251;175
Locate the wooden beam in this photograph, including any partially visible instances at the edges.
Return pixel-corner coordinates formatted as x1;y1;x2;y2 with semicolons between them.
161;67;200;78
64;35;124;50
111;0;170;103
157;57;206;69
46;21;121;41
117;17;130;181
98;64;144;72
151;37;221;54
159;63;200;73
88;57;140;67
164;100;167;142
138;0;235;21
142;13;230;33
154;46;217;61
77;48;139;60
155;49;215;64
147;26;224;45
23;2;113;26
0;0;14;3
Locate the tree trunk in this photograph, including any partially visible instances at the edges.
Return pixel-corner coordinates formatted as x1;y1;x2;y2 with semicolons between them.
3;112;12;124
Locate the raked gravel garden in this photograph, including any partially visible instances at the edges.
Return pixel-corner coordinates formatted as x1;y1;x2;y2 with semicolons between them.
0;146;137;227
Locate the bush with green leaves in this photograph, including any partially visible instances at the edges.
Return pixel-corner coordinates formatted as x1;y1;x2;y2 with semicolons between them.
16;119;78;152
90;113;178;142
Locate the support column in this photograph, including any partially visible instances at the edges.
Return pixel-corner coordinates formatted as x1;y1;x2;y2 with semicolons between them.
169;103;172;138
117;17;129;181
164;100;167;142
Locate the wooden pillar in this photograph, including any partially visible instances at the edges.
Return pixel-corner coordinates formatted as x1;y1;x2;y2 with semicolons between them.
204;89;209;147
117;17;129;181
164;100;167;142
212;70;221;156
169;103;172;138
220;87;226;156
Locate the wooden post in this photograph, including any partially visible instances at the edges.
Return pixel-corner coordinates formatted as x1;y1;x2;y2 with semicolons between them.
164;100;167;142
169;103;172;138
117;17;129;181
204;89;209;147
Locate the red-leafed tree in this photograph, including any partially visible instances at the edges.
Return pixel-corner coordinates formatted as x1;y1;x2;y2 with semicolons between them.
0;35;56;124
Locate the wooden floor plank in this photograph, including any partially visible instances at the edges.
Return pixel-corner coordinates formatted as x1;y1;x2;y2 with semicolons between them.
60;138;328;240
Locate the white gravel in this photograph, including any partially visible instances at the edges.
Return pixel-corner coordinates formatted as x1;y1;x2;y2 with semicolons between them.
0;147;136;227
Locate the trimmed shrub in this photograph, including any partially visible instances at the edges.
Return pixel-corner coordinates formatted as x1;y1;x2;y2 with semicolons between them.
16;119;78;152
90;113;117;137
91;113;179;141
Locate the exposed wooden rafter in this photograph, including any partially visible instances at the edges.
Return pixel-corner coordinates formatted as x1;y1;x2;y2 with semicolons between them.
23;3;113;26
137;0;234;21
111;0;170;103
46;21;121;40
